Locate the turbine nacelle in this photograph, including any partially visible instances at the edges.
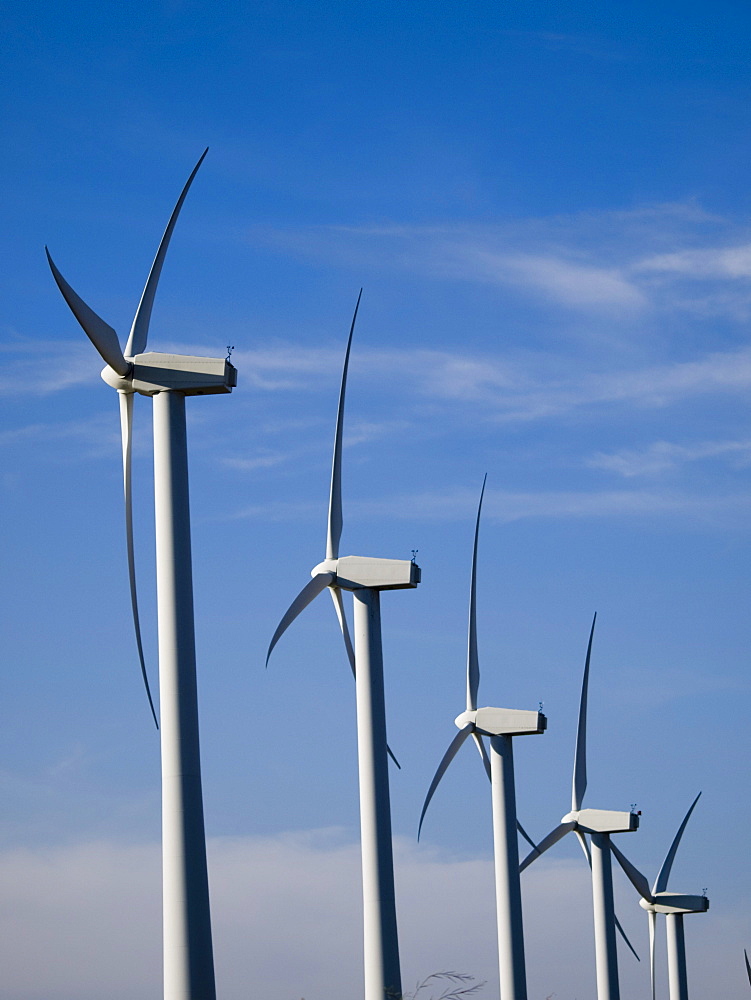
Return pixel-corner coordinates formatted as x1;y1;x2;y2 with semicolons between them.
101;352;237;396
454;707;547;737
311;555;421;592
562;808;639;834
640;893;709;915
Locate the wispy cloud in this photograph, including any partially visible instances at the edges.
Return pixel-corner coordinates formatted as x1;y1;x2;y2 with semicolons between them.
230;485;748;527
253;201;751;319
0;339;99;396
588;438;751;477
637;243;751;279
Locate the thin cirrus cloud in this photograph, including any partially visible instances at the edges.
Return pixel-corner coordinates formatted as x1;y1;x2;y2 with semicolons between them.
231;485;748;527
254;202;751;310
588;439;751;478
636;243;751;279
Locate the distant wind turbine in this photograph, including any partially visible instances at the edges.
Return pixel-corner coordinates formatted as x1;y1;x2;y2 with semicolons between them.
266;293;419;1000
417;476;546;1000
611;793;708;1000
47;150;236;1000
519;614;640;1000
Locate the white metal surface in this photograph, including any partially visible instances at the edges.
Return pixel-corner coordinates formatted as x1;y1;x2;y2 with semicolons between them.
591;833;621;1000
154;390;216;1000
666;914;689;1000
353;589;402;1000
490;735;528;1000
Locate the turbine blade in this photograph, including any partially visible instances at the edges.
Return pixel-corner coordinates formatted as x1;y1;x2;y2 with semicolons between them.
653;791;702;895
326;289;361;561
119;392;158;728
472;731;491;781
576;829;592;867
46;248;129;376
572;612;596;812
124;148;208;358
417;726;472;840
615;911;640;962
517;820;539;854
327;584;401;767
328;585;356;678
266;572;335;665
610;840;653;902
519;821;576;872
466;475;487;712
649;910;657;1000
745;949;751;986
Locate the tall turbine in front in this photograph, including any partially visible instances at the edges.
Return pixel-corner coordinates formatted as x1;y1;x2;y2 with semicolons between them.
612;793;708;1000
417;477;546;1000
519;615;639;1000
46;150;236;1000
267;294;419;1000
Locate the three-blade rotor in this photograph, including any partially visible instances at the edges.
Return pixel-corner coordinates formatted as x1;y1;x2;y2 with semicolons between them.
610;792;703;998
417;478;537;854
46;148;209;727
265;293;399;767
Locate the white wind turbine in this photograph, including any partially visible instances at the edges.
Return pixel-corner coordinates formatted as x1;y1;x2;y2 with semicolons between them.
611;792;708;1000
417;477;546;1000
266;293;419;1000
46;150;235;1000
519;614;640;1000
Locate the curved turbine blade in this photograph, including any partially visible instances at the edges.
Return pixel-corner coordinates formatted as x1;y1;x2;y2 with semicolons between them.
119;392;158;728
328;585;356;678
519;821;575;872
466;475;487;712
326;290;361;561
572;612;596;812
327;584;400;767
417;725;472;840
266;572;335;665
576;829;592;867
472;730;491;781
745;948;751;986
517;820;539;854
124;148;209;358
615;911;640;962
653;791;702;895
610;840;653;903
649;910;657;1000
46;249;130;377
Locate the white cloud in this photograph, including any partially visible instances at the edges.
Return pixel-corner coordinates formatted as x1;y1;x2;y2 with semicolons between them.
230;485;748;527
637;244;751;279
588;439;751;478
0;832;740;1000
0;339;100;397
470;250;645;308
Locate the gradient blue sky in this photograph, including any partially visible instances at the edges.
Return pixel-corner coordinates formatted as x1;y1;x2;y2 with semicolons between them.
1;2;750;997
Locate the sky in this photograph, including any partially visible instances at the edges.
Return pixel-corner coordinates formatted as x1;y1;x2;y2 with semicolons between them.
1;1;750;997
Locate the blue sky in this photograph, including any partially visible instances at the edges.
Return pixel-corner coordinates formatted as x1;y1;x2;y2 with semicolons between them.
1;1;750;997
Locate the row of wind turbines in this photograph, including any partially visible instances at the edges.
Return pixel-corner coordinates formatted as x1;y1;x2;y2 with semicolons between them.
48;151;715;1000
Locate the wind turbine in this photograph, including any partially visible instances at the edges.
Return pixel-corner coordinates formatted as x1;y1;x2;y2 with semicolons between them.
266;293;420;1000
519;614;640;1000
417;477;546;1000
46;150;236;1000
611;793;709;1000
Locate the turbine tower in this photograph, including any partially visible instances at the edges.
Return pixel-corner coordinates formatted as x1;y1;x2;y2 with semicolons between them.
266;293;419;1000
417;477;546;1000
519;614;639;1000
47;150;235;1000
611;793;709;1000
